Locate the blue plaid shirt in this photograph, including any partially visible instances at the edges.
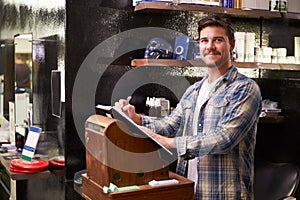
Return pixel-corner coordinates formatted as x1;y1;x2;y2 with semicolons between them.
142;66;262;200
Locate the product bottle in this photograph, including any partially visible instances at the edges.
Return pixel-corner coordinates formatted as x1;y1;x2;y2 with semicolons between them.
222;0;234;8
234;0;242;8
279;0;287;12
148;97;156;117
154;98;161;118
269;0;279;11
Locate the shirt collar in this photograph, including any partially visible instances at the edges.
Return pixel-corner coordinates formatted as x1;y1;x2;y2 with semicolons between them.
193;65;237;91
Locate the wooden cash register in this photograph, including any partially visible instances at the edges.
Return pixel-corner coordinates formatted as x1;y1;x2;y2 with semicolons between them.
82;114;194;200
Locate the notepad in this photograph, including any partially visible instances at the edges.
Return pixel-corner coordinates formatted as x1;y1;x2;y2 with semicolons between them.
96;104;173;156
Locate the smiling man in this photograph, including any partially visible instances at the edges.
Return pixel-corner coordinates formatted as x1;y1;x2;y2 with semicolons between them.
117;16;262;200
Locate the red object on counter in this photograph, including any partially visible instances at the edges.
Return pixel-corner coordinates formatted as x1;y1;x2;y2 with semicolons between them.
10;158;49;173
49;157;65;170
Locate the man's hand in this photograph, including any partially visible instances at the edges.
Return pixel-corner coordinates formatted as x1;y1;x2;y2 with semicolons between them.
139;126;175;149
115;99;142;125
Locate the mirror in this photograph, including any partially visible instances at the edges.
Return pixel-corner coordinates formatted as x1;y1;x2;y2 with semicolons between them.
14;33;32;129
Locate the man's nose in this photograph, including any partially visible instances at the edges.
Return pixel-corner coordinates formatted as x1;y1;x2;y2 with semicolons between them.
206;40;215;50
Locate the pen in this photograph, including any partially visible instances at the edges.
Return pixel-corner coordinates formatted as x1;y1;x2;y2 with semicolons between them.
120;96;131;112
125;96;131;106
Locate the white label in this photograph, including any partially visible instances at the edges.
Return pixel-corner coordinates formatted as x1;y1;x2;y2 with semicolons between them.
21;126;41;161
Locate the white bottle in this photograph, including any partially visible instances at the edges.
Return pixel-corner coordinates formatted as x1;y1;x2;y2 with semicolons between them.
154;98;161;118
269;0;279;11
294;36;300;64
148;97;156;117
245;32;255;62
242;0;256;10
234;32;246;62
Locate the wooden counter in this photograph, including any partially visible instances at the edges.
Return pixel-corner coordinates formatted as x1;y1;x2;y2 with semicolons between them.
0;153;50;180
81;171;194;200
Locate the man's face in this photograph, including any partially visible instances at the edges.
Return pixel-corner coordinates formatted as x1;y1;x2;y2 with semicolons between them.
199;26;234;69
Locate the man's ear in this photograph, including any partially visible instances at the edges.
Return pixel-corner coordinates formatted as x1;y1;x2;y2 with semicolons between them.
230;39;236;52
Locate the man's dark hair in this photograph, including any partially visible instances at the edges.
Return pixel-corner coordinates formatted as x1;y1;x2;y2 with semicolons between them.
198;16;235;43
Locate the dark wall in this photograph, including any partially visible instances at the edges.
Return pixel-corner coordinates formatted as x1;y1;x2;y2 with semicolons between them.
65;0;198;182
256;76;300;196
256;77;300;163
265;19;300;56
